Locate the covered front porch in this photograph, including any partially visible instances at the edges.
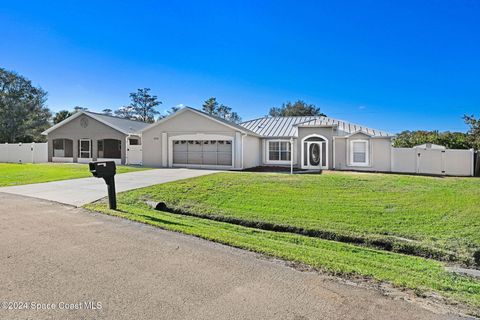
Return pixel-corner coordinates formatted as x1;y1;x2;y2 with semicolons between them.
51;137;141;165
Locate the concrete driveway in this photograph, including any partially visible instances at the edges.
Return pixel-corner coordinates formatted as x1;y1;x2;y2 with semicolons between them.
0;193;469;320
0;168;217;206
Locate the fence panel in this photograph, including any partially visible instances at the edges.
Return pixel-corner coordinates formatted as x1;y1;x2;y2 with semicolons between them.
417;149;444;175
0;143;48;163
444;149;475;176
391;147;474;176
391;148;416;173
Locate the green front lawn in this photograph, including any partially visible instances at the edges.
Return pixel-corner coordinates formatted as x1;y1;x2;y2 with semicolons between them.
86;200;480;313
0;163;149;187
85;171;480;313
110;171;480;263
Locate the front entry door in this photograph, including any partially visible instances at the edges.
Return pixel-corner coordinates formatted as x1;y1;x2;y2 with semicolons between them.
306;142;322;169
79;139;91;158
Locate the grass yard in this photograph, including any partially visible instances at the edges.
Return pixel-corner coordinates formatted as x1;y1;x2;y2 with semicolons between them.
0;163;149;187
86;199;480;313
85;171;480;313
106;171;480;264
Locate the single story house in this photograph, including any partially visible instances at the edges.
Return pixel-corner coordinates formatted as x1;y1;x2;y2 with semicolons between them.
43;107;394;172
42;111;149;164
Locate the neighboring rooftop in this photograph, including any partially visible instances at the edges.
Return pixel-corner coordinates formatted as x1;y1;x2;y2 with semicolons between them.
84;111;150;134
42;110;151;135
240;116;392;137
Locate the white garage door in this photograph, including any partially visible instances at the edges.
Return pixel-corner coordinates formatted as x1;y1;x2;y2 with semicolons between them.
173;140;232;167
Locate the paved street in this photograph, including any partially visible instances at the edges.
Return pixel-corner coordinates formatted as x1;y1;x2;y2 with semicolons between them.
0;193;469;320
0;168;216;206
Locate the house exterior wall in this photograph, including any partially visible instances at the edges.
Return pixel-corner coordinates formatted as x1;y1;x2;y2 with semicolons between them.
242;135;261;168
47;114;127;164
141;109;242;168
334;132;392;172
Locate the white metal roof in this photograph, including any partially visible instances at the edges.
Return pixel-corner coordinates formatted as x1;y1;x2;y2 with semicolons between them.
239;116;392;137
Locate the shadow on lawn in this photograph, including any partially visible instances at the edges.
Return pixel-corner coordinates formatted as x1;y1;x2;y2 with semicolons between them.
138;214;185;227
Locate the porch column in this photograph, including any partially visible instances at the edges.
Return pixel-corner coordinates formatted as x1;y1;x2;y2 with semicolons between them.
161;132;168;167
92;139;98;161
72;139;78;163
234;132;242;169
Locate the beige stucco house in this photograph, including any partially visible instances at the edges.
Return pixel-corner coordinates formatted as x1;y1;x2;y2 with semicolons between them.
43;107;394;172
42;111;148;165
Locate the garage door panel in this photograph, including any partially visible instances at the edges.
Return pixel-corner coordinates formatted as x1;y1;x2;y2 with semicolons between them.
174;141;188;151
203;152;217;165
217;152;232;165
187;152;202;164
173;152;187;164
188;141;202;152
173;139;232;167
203;141;217;152
218;141;232;152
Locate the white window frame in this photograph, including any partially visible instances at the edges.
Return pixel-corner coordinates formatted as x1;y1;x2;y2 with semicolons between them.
79;139;92;159
300;134;328;169
53;139;66;157
349;139;370;166
266;140;292;163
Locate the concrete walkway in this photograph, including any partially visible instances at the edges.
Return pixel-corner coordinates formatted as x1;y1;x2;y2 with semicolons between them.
0;168;217;206
0;193;469;320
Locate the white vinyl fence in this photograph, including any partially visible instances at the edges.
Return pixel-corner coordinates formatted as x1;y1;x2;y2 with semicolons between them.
391;147;475;176
0;143;48;164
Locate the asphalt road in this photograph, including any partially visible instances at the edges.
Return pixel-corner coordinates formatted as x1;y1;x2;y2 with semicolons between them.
0;193;470;320
0;168;217;206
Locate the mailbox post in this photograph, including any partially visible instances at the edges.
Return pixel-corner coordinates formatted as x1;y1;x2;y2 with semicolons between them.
89;161;117;210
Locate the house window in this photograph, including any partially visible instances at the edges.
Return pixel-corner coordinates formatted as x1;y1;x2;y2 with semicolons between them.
350;140;369;166
129;138;139;145
97;139;121;159
268;141;291;161
53;139;73;157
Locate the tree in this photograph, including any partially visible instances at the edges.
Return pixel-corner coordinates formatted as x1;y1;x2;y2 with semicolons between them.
128;88;161;123
202;97;241;123
464;114;480;150
393;130;472;149
53;110;73;124
157;106;182;120
102;108;113;116
269;100;326;117
167;105;181;115
73;106;88;112
114;106;136;120
0;67;51;143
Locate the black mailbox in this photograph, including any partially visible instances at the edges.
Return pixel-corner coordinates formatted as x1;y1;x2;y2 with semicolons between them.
89;161;117;210
89;161;116;178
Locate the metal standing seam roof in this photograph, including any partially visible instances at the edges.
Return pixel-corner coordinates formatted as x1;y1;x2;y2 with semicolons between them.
239;116;392;137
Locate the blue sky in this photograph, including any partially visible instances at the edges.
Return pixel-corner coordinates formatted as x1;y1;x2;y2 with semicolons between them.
1;1;479;133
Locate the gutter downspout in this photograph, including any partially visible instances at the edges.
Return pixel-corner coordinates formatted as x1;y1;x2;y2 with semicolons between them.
332;136;336;170
290;137;294;174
